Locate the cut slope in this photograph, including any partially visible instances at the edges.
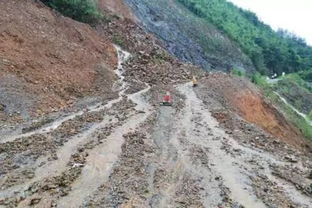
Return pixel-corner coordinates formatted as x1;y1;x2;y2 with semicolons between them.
123;0;254;72
0;0;117;119
198;73;306;148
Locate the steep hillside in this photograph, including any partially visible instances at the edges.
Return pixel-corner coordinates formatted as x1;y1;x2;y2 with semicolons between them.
178;0;312;75
123;0;255;72
275;79;312;115
0;0;116;122
115;0;312;76
196;73;306;148
0;1;312;208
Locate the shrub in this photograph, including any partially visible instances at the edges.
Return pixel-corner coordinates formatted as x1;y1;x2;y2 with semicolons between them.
231;68;245;77
251;72;268;87
283;73;312;93
42;0;102;24
298;69;312;82
112;34;124;46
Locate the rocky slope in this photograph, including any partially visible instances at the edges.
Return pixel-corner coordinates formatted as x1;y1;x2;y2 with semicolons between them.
123;0;255;72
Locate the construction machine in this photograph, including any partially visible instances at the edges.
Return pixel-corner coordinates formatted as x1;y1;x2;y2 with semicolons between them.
160;91;173;106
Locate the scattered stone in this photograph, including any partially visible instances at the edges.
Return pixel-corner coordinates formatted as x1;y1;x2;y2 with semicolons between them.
29;198;41;206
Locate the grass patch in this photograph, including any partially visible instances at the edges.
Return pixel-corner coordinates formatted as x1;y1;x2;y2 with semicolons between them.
251;72;268;88
282;73;312;93
42;0;103;24
298;69;312;82
112;34;125;46
231;68;246;77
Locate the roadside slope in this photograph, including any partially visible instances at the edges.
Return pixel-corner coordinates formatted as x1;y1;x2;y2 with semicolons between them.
196;73;308;149
0;0;117;121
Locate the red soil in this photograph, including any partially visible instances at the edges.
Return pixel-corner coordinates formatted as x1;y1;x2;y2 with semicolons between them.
0;0;117;116
201;73;306;148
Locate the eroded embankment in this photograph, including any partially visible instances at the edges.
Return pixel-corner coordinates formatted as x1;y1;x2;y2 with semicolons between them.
0;0;117;122
197;73;307;149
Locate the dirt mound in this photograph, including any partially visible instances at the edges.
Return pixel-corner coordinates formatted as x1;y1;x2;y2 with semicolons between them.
97;0;136;21
198;73;306;148
94;15;205;91
0;0;117;120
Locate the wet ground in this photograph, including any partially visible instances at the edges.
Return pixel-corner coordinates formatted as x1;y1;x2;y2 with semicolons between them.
0;47;311;208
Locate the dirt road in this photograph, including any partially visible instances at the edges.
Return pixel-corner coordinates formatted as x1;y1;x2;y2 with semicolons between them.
0;47;311;208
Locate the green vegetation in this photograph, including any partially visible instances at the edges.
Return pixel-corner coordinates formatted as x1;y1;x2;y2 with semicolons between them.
297;69;312;82
272;94;312;140
282;73;312;93
177;0;312;75
251;72;268;88
231;68;245;77
42;0;102;24
112;34;125;46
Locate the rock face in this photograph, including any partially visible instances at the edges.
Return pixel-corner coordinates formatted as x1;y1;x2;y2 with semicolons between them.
0;0;117;119
123;0;255;72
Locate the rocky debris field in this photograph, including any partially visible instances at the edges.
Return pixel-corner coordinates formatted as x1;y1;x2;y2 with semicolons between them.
0;46;312;208
0;0;117;123
1;1;312;207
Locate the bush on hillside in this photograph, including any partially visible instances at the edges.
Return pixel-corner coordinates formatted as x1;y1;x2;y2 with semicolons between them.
42;0;102;24
251;72;268;87
298;69;312;82
283;73;312;93
231;68;245;77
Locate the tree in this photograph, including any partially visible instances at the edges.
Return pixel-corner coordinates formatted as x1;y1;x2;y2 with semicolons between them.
177;0;312;75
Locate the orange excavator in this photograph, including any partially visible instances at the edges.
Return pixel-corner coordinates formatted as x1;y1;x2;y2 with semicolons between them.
160;91;172;106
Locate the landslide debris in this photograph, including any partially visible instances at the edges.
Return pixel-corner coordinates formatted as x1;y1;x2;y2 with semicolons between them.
95;12;205;89
0;1;312;208
0;0;117;120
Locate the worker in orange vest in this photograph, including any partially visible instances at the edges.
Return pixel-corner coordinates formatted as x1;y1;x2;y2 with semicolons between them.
192;76;198;87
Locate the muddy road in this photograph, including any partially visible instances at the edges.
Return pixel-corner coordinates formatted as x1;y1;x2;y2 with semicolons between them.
0;47;312;208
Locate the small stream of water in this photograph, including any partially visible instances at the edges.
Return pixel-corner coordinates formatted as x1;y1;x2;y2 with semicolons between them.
274;92;312;126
